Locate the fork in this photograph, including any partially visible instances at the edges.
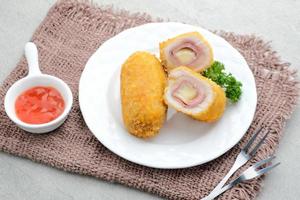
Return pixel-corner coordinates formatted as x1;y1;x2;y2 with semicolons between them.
204;155;280;200
202;127;270;200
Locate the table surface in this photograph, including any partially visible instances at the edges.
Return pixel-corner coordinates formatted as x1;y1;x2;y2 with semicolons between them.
0;0;299;199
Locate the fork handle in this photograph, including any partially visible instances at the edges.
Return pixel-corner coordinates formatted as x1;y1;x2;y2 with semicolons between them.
215;161;241;190
201;166;238;200
203;178;241;200
202;153;248;200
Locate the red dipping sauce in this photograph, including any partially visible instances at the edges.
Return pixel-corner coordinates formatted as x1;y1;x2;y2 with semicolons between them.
15;86;65;124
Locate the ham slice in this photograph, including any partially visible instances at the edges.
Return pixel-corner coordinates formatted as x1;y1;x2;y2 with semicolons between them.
171;77;206;108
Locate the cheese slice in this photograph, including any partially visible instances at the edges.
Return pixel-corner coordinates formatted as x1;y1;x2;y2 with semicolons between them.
174;48;196;65
173;82;198;104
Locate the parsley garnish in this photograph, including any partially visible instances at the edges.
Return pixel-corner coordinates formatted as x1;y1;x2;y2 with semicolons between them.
203;61;242;102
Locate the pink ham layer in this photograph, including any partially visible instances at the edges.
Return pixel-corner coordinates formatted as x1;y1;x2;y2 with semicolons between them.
171;77;206;108
171;42;200;65
166;38;210;70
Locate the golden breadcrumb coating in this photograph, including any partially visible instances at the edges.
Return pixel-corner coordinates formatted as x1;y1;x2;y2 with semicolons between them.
121;51;167;138
164;67;226;122
160;32;214;72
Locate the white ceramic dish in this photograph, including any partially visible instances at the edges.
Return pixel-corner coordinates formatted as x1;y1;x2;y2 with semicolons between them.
79;22;257;169
4;42;73;134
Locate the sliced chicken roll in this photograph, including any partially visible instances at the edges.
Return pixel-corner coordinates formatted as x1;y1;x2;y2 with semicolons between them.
160;32;214;72
164;66;226;122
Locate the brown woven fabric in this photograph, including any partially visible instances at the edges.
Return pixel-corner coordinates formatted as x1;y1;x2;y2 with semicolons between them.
0;1;298;199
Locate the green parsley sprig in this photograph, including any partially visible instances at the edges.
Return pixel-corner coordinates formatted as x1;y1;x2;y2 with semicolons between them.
202;61;242;102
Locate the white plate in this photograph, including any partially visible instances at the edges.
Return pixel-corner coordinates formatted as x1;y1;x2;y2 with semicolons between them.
79;22;257;169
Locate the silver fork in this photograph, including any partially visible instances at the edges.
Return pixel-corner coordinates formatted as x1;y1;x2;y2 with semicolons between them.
202;127;270;200
204;155;280;200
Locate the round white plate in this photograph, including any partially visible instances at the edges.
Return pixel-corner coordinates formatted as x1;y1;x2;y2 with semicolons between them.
79;22;257;169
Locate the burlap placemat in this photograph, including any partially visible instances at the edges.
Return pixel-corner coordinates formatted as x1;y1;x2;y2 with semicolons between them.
0;1;298;199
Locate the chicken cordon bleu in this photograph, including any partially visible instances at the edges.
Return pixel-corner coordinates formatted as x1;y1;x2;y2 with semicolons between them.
121;51;167;138
160;32;214;72
164;66;226;122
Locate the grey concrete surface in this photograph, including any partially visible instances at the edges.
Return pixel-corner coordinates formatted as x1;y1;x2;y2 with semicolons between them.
0;0;299;199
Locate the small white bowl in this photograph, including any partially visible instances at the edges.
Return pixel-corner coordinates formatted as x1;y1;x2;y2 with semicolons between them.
4;42;73;134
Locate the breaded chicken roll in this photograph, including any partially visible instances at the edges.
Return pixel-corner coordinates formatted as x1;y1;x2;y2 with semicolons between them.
121;51;167;138
164;66;225;122
160;32;213;72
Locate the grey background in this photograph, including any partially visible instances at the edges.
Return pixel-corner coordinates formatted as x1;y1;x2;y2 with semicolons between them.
0;0;299;199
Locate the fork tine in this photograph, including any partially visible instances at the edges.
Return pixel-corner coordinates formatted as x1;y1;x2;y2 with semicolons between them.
253;155;276;169
249;130;270;157
243;126;264;152
256;162;281;177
